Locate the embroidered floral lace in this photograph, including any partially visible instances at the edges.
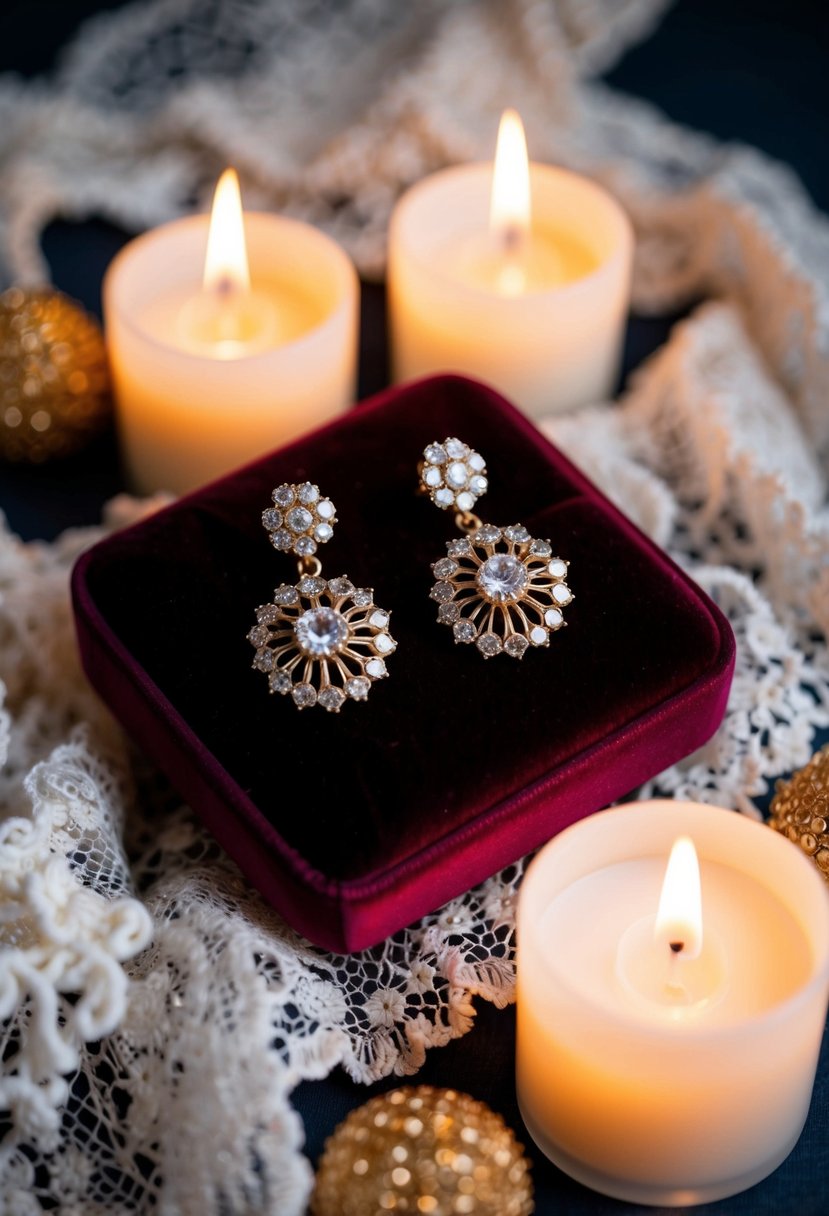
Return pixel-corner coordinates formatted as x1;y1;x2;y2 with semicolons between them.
1;2;828;1212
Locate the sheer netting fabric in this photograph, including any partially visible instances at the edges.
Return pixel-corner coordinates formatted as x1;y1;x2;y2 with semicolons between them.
2;2;829;1213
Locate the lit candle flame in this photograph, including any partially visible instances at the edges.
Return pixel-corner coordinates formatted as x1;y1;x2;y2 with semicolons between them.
203;167;251;296
655;836;703;961
489;108;531;248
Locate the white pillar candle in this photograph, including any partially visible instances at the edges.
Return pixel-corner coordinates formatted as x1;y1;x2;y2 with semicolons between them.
388;111;633;419
104;170;358;495
516;801;829;1206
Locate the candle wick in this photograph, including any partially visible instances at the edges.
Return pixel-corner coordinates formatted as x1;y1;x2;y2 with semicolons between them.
664;947;689;1002
215;275;238;302
500;224;524;256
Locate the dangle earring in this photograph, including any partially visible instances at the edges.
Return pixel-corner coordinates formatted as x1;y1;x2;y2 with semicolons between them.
418;438;573;659
247;481;397;710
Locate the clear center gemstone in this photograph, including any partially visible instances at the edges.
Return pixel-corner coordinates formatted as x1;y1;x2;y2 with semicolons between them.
294;607;349;657
287;506;313;532
476;554;528;603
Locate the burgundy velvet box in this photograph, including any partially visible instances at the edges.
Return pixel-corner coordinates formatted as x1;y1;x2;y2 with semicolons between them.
71;375;735;952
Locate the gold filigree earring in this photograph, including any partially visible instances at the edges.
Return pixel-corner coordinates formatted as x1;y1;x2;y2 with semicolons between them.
247;482;397;710
418;438;573;659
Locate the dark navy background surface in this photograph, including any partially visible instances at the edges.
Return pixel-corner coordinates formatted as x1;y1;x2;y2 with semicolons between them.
2;3;828;1213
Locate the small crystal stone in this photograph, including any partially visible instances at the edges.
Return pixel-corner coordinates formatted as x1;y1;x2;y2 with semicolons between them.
294;536;317;557
247;625;270;647
424;443;447;465
476;633;503;657
504;524;530;543
475;524;501;545
424;466;443;488
292;683;317;708
346;676;371;700
366;658;388;679
317;499;336;520
318;687;345;713
315;522;333;543
438;602;460;623
352;588;373;607
269;670;292;694
447;461;468;488
253;649;275;671
445;438;468;460
328;577;355;597
271;530;293;551
257;603;281;623
274;584;299;605
287;506;313;533
294;607;349;657
273;485;295;507
298;576;325;596
447;538;471;557
477;554;528;603
468;452;486;472
456;491;474;511
262;508;282;531
435;488;455;508
530;626;548;647
433;557;458;579
470;475;488;495
545;607;564;628
369;610;389;629
552;583;572;604
374;633;396;654
453;619;477;643
431;582;455;603
531;539;552;557
298;483;319;504
505;635;529;659
549;558;568;579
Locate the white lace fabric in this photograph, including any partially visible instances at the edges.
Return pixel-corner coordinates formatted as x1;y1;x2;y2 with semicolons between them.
1;2;829;1213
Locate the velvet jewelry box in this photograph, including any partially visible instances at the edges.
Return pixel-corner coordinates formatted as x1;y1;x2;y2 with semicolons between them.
71;375;735;952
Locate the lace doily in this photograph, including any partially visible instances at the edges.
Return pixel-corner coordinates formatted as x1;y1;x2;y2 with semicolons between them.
2;3;829;1214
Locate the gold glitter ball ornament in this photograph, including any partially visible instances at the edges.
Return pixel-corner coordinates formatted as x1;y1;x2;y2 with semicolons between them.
0;286;111;462
312;1085;534;1216
769;744;829;880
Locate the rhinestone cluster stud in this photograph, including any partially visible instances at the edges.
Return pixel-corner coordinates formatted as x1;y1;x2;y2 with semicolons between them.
262;481;337;558
418;438;488;513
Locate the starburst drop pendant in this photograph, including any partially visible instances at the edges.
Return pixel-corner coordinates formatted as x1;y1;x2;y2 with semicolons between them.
419;439;573;659
248;482;397;710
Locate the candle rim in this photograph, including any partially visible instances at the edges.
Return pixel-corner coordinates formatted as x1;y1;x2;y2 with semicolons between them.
390;160;633;305
103;211;358;365
518;800;829;1040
